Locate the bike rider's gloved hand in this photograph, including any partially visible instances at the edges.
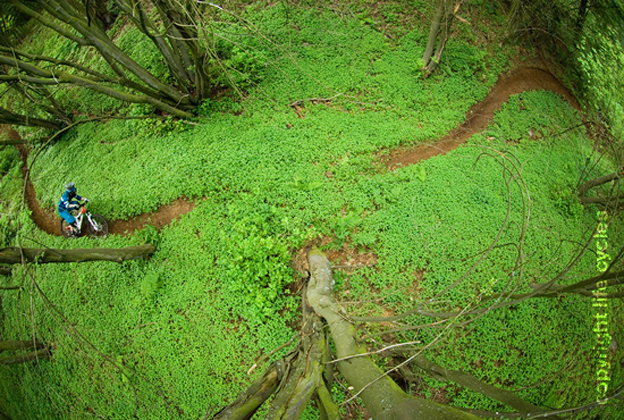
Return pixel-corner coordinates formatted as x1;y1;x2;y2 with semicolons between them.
83;198;89;203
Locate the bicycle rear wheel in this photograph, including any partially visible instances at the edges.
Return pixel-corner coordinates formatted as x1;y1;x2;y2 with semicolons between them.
87;214;108;238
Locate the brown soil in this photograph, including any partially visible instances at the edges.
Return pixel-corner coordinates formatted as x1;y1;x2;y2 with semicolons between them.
3;66;578;237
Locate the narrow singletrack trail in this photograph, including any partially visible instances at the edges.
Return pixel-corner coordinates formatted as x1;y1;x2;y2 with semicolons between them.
14;139;195;237
384;67;580;169
9;67;579;237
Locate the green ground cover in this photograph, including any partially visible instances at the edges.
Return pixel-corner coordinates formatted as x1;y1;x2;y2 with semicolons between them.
0;2;622;419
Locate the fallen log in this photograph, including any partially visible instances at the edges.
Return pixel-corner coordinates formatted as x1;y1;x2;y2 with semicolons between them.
0;244;156;265
306;248;480;420
0;348;51;365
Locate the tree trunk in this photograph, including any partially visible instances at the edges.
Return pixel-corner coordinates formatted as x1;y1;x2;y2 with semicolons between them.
0;61;193;119
0;244;156;265
211;363;281;420
41;0;190;105
306;248;480;420
578;170;623;195
0;67;72;125
0;340;44;352
579;195;624;205
263;313;327;419
84;0;118;31
0;340;51;365
113;0;193;94
11;0;194;109
0;348;51;364
0;139;27;146
422;0;445;68
402;353;562;418
422;0;462;76
0;107;64;130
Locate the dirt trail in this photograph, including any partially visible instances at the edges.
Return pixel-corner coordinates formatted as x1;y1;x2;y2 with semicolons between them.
6;66;579;237
12;134;195;237
384;67;580;169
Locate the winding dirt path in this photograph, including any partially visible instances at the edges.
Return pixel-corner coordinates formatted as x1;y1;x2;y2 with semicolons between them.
8;67;579;237
384;67;580;169
12;136;195;237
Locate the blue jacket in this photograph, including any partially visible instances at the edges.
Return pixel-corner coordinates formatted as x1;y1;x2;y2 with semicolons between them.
58;190;83;213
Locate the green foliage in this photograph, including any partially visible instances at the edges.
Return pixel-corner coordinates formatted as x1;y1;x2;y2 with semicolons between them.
550;180;584;219
442;41;488;78
577;21;624;139
484;90;580;143
2;3;623;420
323;210;364;249
140;270;163;302
0;14;15;32
0;147;22;246
216;44;267;90
219;209;295;321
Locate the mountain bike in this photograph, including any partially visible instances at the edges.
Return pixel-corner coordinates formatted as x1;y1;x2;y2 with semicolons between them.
60;203;108;238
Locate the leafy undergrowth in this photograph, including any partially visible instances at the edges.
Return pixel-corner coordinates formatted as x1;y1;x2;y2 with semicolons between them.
333;90;624;417
1;3;622;420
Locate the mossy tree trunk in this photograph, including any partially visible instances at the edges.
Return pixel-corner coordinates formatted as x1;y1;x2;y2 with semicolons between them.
4;0;220;119
0;340;51;365
0;244;156;265
578;169;623;195
578;169;623;205
212;249;486;419
422;0;463;76
306;249;480;420
0;106;64;130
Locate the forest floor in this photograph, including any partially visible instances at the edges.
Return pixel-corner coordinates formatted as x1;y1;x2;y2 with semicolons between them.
11;66;580;238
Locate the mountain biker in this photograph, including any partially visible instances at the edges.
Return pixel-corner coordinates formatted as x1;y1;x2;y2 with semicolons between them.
58;182;88;235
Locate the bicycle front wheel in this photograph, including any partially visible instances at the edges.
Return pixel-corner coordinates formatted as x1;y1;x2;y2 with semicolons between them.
87;214;108;238
60;219;75;238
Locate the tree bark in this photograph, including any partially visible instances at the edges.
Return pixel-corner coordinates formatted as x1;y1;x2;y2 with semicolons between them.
0;139;27;146
578;170;623;196
211;362;281;420
579;195;624;205
0;106;64;130
10;0;195;109
0;67;72;125
0;348;51;364
0;61;193;119
422;0;462;76
263;313;327;420
0;244;156;265
423;0;446;67
402;353;561;418
0;340;45;352
113;0;193;94
0;340;51;365
306;248;481;420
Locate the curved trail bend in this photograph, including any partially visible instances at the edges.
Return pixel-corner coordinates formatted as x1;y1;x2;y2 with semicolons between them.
385;67;580;168
13;67;579;237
